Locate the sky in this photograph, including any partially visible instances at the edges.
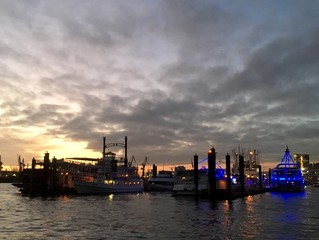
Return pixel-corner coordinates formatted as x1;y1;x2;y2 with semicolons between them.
1;0;319;169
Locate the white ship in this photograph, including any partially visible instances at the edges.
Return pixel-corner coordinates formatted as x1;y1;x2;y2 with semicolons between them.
144;170;176;191
73;137;143;194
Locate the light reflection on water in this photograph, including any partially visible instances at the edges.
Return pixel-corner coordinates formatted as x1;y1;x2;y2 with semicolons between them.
0;184;318;239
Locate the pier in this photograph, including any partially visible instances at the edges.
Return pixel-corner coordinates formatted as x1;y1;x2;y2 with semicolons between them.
193;146;269;200
12;152;77;196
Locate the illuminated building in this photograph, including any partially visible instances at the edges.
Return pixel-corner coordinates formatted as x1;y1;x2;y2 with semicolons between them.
294;154;310;169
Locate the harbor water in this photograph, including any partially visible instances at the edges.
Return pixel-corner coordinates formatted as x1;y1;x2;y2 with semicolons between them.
0;183;318;240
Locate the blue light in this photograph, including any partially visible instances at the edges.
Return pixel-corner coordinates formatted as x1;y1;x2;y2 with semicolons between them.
198;157;223;169
270;147;305;192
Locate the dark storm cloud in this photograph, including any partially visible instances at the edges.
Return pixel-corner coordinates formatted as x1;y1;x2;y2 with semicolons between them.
218;30;319;114
1;0;319;165
51;25;319;162
157;1;243;63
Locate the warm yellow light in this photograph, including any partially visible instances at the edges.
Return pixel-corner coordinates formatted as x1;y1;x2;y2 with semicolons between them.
42;138;100;159
105;180;115;184
108;194;114;201
2;124;102;165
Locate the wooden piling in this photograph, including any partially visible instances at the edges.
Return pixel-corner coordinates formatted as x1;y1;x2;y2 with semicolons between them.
208;147;216;200
124;136;128;167
258;165;262;189
29;157;36;196
226;153;231;199
52;157;58;194
152;164;157;177
194;154;199;199
239;155;245;192
43;152;50;194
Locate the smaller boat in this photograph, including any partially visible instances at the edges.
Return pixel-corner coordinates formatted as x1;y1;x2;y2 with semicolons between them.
172;169;207;196
172;167;226;196
270;146;305;192
144;170;176;191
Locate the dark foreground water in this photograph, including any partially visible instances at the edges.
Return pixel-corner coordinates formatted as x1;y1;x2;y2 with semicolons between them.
0;184;318;240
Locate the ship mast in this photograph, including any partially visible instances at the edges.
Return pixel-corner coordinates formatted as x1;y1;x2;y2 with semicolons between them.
280;146;296;167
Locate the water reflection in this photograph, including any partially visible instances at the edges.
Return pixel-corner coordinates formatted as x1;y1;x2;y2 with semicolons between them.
58;195;70;202
107;194;114;201
2;184;319;239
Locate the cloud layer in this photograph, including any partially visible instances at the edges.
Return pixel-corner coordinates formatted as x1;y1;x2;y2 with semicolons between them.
1;0;319;167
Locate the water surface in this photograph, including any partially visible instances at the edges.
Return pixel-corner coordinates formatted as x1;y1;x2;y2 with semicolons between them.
0;184;317;239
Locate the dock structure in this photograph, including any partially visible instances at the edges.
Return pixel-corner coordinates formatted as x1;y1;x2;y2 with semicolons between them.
13;152;80;196
192;147;269;201
13;152;62;196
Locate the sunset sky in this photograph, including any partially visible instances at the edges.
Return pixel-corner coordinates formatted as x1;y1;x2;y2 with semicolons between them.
1;1;319;168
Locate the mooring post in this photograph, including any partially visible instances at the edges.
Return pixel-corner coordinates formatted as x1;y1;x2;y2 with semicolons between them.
29;157;36;196
103;137;106;160
124;136;128;167
226;153;232;199
208;147;216;200
152;164;157;177
52;156;58;194
43;152;50;194
258;165;262;189
239;155;245;193
194;154;199;199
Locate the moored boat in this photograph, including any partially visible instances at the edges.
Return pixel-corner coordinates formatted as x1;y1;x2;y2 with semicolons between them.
172;167;226;196
73;155;144;194
73;137;144;194
270;147;305;192
144;170;176;191
172;169;207;196
74;166;143;194
12;137;144;195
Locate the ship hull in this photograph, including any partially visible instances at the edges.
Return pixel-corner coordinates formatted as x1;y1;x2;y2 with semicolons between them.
74;181;144;194
271;182;305;192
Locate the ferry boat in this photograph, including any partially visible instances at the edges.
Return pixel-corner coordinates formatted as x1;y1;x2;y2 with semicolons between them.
270;147;305;192
73;152;143;194
144;170;176;191
12;137;144;195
